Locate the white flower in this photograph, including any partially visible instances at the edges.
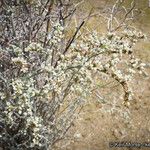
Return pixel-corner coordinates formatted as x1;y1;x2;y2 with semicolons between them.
74;132;82;139
25;43;43;52
12;57;28;72
12;57;27;65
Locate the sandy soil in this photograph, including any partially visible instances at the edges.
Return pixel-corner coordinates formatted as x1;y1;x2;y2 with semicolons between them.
54;1;150;150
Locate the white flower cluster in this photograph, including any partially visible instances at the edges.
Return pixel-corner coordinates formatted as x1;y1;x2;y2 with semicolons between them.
69;29;146;105
0;23;147;148
124;29;145;39
48;22;64;45
12;57;28;72
25;42;43;52
11;45;23;56
4;78;46;148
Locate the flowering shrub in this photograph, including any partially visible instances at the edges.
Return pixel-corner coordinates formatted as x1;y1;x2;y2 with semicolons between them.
0;0;147;149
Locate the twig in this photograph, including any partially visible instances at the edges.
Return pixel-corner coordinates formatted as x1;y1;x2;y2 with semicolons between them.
54;21;85;68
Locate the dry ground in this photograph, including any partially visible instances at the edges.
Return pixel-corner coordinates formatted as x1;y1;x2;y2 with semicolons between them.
54;0;150;150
